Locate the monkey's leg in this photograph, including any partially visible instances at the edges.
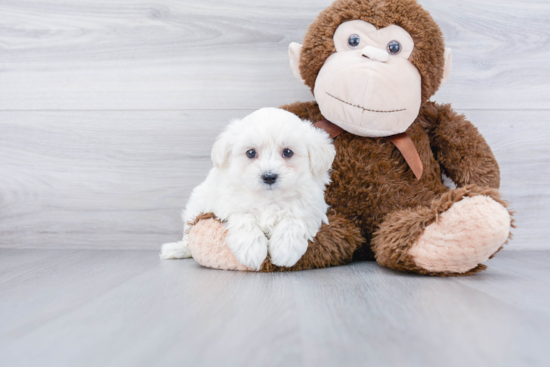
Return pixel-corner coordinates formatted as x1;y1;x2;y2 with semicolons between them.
372;185;513;276
186;213;251;271
262;211;364;272
187;211;363;272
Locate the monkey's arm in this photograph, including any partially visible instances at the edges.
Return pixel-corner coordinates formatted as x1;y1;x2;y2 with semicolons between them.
422;102;500;189
280;101;323;122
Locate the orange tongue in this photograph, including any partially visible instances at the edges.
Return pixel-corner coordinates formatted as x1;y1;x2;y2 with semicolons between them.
314;119;423;181
387;132;423;180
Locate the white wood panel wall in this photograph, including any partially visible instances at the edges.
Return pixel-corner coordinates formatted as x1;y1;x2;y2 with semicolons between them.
0;0;548;250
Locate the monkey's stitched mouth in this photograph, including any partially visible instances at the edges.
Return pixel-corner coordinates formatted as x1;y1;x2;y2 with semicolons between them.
326;92;406;113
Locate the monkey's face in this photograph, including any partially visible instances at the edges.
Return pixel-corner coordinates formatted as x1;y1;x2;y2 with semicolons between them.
313;20;422;138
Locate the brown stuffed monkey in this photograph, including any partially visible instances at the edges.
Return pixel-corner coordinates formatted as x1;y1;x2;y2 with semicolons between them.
186;0;513;276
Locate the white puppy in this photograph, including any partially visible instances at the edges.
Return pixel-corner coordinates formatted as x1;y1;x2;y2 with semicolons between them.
160;108;336;270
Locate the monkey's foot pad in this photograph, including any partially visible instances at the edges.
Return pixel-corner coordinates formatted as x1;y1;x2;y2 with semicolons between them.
409;195;511;273
188;218;253;271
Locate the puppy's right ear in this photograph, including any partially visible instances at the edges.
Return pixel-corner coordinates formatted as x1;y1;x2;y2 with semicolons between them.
306;126;336;176
211;130;232;169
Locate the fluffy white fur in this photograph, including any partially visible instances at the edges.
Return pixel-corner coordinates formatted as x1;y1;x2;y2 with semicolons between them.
160;108;336;270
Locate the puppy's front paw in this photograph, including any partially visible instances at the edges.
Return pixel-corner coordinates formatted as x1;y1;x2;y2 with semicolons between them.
269;226;310;267
226;226;268;271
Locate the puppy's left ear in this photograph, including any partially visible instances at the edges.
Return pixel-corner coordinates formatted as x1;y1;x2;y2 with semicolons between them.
306;126;336;175
211;129;233;169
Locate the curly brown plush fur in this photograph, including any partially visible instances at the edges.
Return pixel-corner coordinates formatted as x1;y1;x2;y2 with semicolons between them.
273;0;509;276
300;0;446;103
260;210;364;272
191;0;511;275
372;185;513;276
277;99;509;275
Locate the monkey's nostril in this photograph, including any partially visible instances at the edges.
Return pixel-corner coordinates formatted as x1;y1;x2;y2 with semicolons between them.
362;54;370;59
262;173;278;185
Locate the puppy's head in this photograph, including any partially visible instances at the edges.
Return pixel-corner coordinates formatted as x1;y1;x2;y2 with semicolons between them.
211;108;335;193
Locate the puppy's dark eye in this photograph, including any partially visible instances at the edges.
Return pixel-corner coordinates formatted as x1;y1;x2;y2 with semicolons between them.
348;34;361;49
387;40;401;55
246;149;256;159
282;148;293;158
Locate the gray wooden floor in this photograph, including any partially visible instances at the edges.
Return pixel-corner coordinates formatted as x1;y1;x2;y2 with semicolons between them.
1;249;549;367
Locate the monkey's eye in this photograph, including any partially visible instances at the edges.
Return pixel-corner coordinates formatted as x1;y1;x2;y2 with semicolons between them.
387;40;401;55
246;149;257;159
282;148;293;158
348;34;361;49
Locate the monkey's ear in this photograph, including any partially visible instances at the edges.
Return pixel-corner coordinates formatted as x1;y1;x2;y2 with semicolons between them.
440;47;453;86
289;42;306;84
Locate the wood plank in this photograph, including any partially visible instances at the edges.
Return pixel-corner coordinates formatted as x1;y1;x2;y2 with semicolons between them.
0;250;159;339
428;0;550;109
0;109;547;250
0;250;549;367
467;110;550;250
0;249;79;284
0;0;548;110
0;110;253;249
455;251;550;314
294;263;550;367
0;250;302;367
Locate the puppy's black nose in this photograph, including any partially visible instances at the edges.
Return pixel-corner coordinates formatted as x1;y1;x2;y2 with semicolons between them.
262;173;278;185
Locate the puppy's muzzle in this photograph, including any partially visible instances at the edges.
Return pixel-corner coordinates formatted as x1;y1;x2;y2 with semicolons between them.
262;173;278;185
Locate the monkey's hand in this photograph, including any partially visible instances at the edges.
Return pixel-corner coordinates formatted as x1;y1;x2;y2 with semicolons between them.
423;102;500;189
